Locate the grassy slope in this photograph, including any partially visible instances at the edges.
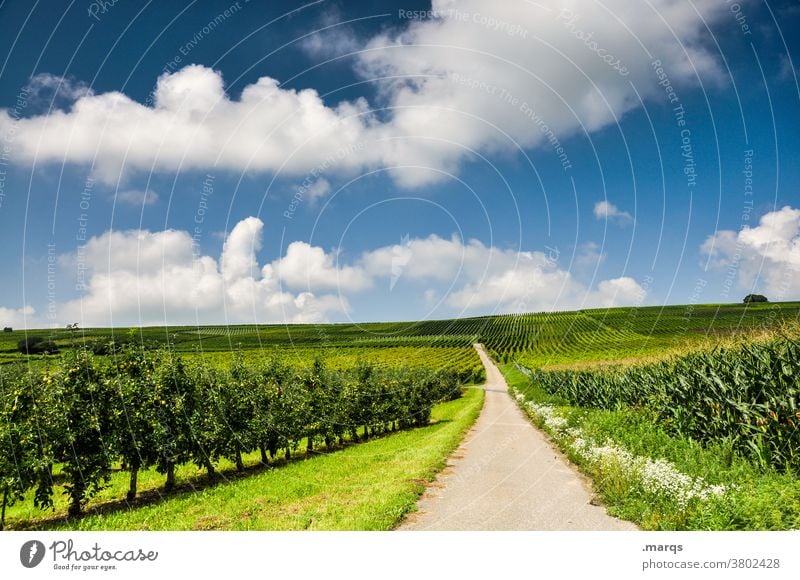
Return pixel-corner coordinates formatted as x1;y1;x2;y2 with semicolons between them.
6;388;484;531
501;364;800;530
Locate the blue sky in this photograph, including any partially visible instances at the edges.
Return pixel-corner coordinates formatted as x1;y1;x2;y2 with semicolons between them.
0;0;798;327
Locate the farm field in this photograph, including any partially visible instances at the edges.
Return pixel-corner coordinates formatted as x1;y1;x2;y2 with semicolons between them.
1;300;799;530
4;389;484;531
4;301;798;369
504;326;800;530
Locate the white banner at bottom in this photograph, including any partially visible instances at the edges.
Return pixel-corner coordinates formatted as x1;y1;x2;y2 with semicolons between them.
1;531;797;579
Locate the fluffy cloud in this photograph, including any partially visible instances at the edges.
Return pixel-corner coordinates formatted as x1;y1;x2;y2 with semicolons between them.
359;233;645;313
300;10;361;60
0;305;36;328
6;224;646;326
360;233;517;282
57;217;355;326
220;216;263;282
701;206;800;298
356;0;738;186
266;241;372;292
594;200;633;225
443;257;643;313
589;277;646;308
1;64;376;184
1;1;742;186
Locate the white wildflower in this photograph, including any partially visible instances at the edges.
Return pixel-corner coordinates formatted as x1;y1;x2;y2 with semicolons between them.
509;385;729;508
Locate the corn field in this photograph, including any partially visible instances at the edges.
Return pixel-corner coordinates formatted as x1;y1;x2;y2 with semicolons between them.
520;335;800;474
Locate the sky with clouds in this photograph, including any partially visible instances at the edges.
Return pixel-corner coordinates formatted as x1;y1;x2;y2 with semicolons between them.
0;0;798;328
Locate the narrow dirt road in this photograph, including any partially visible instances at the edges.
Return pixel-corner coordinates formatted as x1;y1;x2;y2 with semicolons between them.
400;344;637;530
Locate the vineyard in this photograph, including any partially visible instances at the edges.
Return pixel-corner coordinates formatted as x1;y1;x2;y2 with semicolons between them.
4;301;798;371
2;300;799;530
183;345;484;385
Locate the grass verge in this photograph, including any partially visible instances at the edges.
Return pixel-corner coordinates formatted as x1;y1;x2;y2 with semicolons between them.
6;388;484;530
501;364;800;530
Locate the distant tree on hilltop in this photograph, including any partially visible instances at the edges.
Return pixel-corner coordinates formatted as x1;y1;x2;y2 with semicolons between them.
743;294;768;304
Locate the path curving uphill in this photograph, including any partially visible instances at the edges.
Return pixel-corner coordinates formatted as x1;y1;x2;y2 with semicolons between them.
399;344;637;530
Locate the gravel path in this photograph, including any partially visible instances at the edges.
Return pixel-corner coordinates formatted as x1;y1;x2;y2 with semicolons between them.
399;344;637;530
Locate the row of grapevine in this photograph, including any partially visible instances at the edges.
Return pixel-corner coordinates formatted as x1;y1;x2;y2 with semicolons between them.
0;346;463;528
12;303;798;369
519;334;800;473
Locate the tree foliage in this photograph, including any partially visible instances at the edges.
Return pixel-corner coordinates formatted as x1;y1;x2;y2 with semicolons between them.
0;348;462;523
743;294;768;303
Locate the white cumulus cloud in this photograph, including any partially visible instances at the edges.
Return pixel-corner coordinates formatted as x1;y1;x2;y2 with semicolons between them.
266;241;373;292
5;226;648;327
594;200;633;225
1;64;377;184
0;306;36;329
0;1;744;187
56;217;358;326
359;233;646;313
701;205;800;299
